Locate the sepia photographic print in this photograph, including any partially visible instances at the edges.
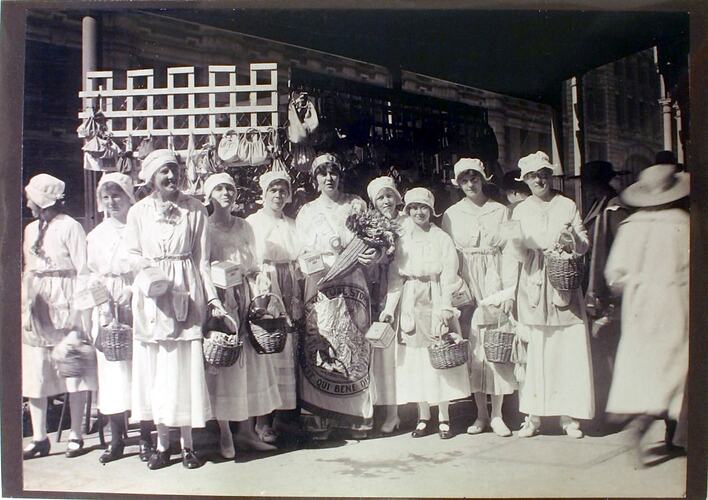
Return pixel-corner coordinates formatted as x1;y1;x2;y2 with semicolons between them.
1;1;706;498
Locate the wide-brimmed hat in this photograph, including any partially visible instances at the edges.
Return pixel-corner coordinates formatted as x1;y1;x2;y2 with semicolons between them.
311;153;341;176
259;170;292;204
203;172;237;204
620;163;689;208
25;173;65;209
567;160;630;184
403;187;438;217
139;149;179;183
516;151;557;181
366;176;402;205
96;172;136;212
451;158;492;185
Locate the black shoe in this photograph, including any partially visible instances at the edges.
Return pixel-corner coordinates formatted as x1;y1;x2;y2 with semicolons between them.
23;438;50;460
64;439;85;458
98;442;125;464
139;440;155;463
181;448;203;469
147;449;172;470
438;421;453;440
411;420;432;438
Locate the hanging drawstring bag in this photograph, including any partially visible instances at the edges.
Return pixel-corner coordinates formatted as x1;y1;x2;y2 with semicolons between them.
77;107;105;139
287;93;309;144
288;142;315;173
218;130;246;166
244;128;269;167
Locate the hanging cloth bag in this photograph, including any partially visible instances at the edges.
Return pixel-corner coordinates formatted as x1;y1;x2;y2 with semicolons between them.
245;129;269;167
218;130;246;166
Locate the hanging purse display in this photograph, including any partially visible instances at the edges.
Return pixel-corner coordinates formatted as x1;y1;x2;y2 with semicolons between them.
286;94;308;144
136;135;155;160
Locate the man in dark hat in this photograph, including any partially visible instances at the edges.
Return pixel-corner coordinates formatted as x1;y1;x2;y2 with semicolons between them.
570;160;632;432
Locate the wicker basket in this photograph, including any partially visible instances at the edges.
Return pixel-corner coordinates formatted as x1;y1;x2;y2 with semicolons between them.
203;314;242;368
428;338;469;370
545;247;584;291
483;326;515;364
246;293;291;355
55;338;96;378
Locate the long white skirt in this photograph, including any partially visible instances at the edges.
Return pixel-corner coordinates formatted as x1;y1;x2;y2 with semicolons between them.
96;351;132;415
396;344;471;405
372;339;397;405
206;339;282;422
131;339;211;428
271;334;297;410
519;323;595;419
22;343;97;399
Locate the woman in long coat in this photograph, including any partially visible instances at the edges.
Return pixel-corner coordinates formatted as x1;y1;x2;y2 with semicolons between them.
245;171;303;437
442;159;517;437
125;149;224;469
604;162;689;459
204;172;282;456
22;174;97;460
86;172;154;464
365;176;408;434
509;151;594;438
295;153;378;439
381;187;471;439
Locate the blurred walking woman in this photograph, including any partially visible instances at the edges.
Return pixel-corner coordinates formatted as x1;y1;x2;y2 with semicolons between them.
381;188;471;439
509;151;594;438
204;172;282;457
125;149;223;470
604;162;689;457
442;159;517;437
246;171;302;436
86;173;154;464
295;153;377;439
22;174;97;459
366;176;407;434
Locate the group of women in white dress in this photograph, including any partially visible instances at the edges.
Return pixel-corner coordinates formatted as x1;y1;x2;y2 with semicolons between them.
21;146;689;469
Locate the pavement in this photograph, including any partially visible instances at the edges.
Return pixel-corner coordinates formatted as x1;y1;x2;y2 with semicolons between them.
21;400;687;498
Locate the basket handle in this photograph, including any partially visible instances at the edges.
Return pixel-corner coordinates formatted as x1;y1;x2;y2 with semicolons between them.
248;292;293;327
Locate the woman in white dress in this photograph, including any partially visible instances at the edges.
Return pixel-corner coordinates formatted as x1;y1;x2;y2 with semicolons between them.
442;159;517;437
203;172;282;457
604;162;689;461
125;149;224;469
508;151;594;438
365;176;408;434
245;171;303;438
295;153;378;440
380;187;471;439
22;174;97;459
86;173;154;464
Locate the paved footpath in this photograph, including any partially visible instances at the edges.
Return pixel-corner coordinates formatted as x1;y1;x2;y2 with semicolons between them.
22;404;686;498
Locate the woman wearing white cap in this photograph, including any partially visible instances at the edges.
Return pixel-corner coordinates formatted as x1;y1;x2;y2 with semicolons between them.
380;187;471;439
203;172;282;457
86;172;154;464
124;149;224;469
22;173;97;460
604;162;689;462
442;158;518;437
245;171;303;437
365;176;408;433
509;151;593;438
295;153;378;439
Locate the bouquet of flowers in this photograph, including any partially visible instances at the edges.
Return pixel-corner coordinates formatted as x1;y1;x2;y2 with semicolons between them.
318;210;401;286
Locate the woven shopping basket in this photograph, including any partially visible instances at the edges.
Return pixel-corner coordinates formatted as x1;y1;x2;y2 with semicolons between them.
54;330;96;378
545;251;584;291
246;293;292;355
427;324;469;370
203;314;243;368
483;316;515;364
98;302;132;362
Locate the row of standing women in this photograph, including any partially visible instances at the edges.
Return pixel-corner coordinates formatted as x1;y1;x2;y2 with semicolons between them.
21;147;688;469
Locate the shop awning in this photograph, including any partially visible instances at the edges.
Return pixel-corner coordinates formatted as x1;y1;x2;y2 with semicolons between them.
157;8;689;106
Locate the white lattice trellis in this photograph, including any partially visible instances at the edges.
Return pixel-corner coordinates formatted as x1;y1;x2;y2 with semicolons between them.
77;63;279;156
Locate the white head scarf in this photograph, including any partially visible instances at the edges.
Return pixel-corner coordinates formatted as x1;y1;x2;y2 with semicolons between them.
25;173;65;209
366;176;402;206
139;149;178;183
259;171;292;204
96;172;136;212
203;172;237;204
